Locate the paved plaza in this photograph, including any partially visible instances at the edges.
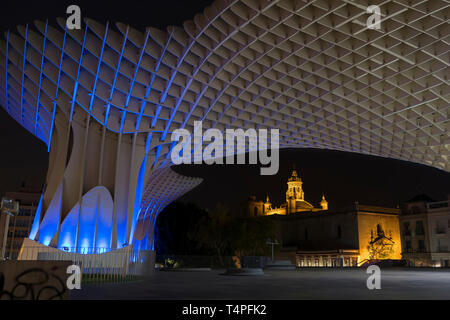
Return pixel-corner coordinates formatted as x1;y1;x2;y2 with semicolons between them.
70;268;450;300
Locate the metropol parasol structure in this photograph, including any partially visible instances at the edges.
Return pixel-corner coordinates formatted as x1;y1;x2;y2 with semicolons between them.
0;0;448;255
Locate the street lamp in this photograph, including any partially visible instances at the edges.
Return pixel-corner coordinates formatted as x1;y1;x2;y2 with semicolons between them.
266;238;279;262
1;197;19;260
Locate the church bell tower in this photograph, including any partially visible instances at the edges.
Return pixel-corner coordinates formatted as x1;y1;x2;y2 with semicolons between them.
286;167;304;214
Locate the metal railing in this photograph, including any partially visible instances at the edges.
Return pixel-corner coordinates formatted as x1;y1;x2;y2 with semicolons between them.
1;245;152;285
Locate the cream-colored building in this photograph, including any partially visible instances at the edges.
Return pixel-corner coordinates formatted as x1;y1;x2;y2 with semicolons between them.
271;204;403;267
400;194;450;267
244;168;402;267
246;168;328;216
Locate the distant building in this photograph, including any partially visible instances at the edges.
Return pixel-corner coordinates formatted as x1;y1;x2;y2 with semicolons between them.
270;204;402;267
244;168;402;267
245;167;328;216
0;189;41;259
400;194;450;267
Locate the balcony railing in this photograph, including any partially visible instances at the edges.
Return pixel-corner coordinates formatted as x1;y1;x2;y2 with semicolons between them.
427;200;450;210
405;248;427;253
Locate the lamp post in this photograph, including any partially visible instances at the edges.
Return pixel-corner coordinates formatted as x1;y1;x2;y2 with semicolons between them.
1;197;19;260
266;238;279;262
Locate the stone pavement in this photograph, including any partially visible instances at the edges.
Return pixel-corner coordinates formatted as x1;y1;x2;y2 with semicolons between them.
70;268;450;300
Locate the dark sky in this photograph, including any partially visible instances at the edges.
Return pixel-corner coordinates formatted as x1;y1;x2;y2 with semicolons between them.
0;108;48;193
1;0;449;208
0;0;214;32
174;149;450;211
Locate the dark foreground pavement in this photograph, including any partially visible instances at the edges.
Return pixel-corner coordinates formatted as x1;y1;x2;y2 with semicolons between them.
70;268;450;300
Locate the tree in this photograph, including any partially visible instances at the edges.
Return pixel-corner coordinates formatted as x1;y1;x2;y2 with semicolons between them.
155;202;209;255
191;203;278;266
232;217;277;257
189;203;234;266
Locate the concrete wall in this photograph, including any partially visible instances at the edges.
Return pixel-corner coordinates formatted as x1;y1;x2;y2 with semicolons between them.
0;260;72;300
18;238;133;272
272;211;359;250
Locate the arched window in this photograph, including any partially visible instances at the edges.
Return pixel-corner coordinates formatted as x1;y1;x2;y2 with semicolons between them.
254;207;258;217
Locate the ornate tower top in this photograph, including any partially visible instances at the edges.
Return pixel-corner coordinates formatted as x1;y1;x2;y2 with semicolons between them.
288;166;302;182
286;166;304;202
320;194;329;210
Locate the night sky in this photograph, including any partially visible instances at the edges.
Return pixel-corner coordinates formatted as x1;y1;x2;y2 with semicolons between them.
0;1;449;210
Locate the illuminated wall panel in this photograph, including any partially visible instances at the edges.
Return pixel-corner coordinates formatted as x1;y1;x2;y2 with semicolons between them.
37;182;63;246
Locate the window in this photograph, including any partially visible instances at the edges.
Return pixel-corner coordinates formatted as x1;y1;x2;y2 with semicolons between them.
436;221;446;234
406;240;412;253
253;207;258;217
437;239;448;252
18;209;31;216
415;221;425;235
411;206;421;214
418;240;425;252
403;222;411;236
344;258;351;267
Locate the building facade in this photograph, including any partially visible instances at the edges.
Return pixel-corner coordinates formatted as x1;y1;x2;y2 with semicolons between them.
270;204;403;267
0;189;41;259
400;194;450;267
246;168;328;216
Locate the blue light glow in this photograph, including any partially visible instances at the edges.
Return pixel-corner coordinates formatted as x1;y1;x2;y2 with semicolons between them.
28;193;43;240
58;186;113;253
38;182;63;246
